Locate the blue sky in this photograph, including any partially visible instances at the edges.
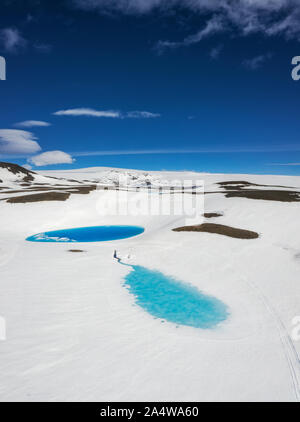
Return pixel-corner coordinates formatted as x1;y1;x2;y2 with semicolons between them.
1;0;300;174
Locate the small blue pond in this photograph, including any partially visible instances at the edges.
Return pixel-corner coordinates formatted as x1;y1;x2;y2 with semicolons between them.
26;225;144;243
122;264;229;329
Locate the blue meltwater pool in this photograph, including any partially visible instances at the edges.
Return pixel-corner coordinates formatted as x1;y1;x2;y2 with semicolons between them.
26;225;144;243
122;264;229;329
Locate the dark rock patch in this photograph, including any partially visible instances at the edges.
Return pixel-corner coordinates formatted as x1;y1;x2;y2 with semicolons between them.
217;180;296;190
67;179;84;184
203;212;223;218
65;185;97;195
173;223;259;239
218;181;252;186
23;174;34;182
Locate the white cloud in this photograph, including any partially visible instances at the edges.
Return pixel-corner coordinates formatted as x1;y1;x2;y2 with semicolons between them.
28;151;75;167
0;28;27;53
54;108;121;118
54;108;161;119
23;164;33;170
243;53;273;70
0;130;41;154
14;120;51;128
72;0;300;47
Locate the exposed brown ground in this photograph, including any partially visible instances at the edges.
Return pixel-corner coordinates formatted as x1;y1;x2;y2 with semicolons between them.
173;223;259;239
168;180;300;203
224;189;300;202
203;212;223;218
68;249;85;253
6;192;70;203
217;180;296;189
1;185;97;203
200;179;300;202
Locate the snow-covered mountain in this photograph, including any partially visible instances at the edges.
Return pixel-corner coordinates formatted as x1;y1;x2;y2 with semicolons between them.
0;162;37;185
0;161;80;189
0;162;189;204
0;162;177;204
0;162;98;203
0;162;164;190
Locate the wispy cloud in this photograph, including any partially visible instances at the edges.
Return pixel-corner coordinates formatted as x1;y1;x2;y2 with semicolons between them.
54;108;160;119
209;44;223;60
0;28;27;53
156;15;225;53
70;145;300;158
73;1;300;49
28;150;75;167
0;28;53;55
3;145;300;160
72;0;163;14
126;111;160;118
243;53;273;70
268;163;300;166
14;120;51;128
0;129;41;154
33;43;53;54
